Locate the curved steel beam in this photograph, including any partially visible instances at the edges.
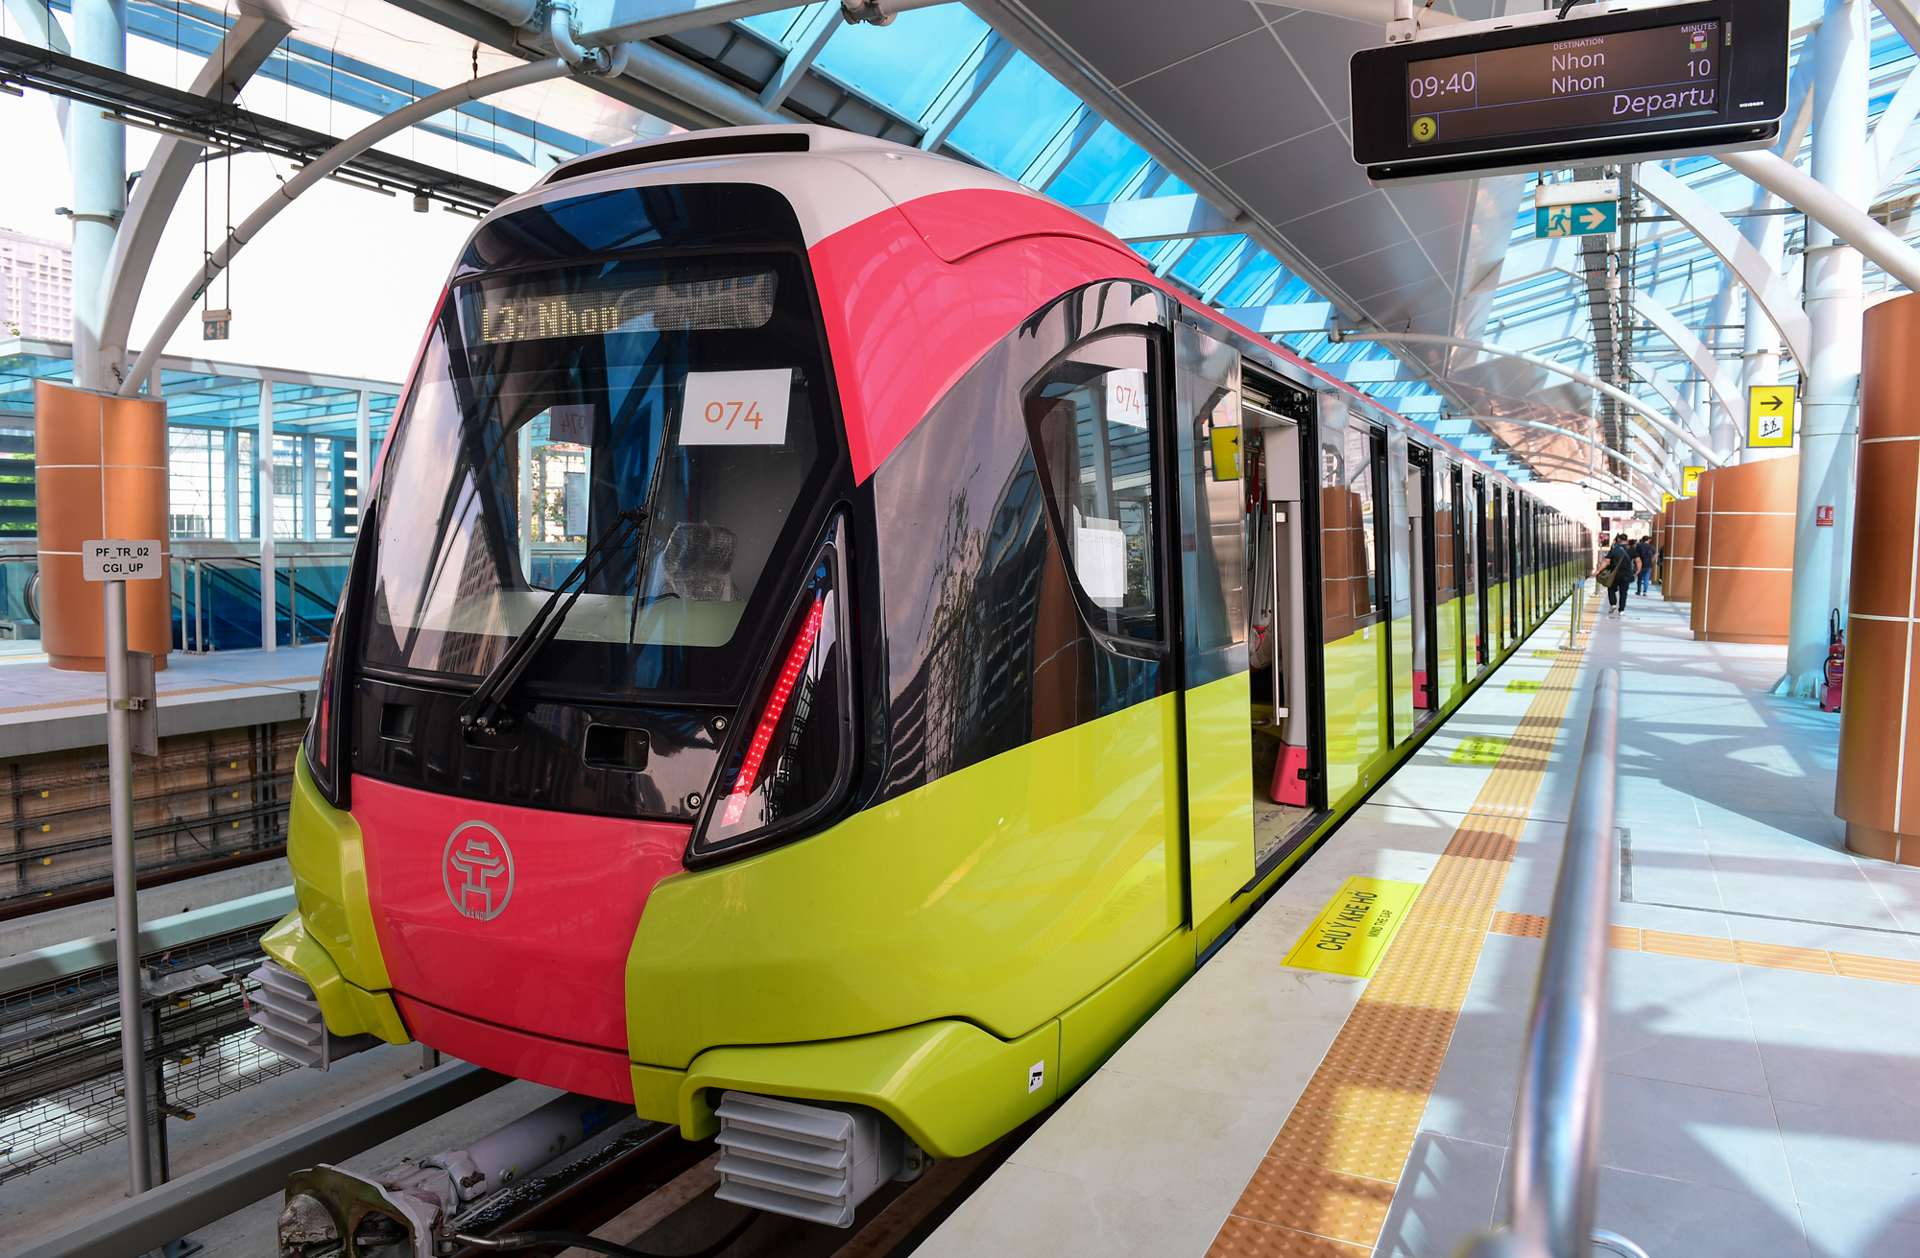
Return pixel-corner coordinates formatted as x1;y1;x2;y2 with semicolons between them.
100;8;293;384
1717;147;1920;292
1518;454;1664;511
1634;162;1811;377
1331;329;1729;467
1459;415;1679;495
1629;286;1743;439
1634;367;1701;438
120;57;575;396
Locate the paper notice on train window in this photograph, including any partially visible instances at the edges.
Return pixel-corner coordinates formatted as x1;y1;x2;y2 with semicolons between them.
1104;369;1148;428
1076;521;1126;608
1281;876;1419;978
680;369;792;446
545;404;594;445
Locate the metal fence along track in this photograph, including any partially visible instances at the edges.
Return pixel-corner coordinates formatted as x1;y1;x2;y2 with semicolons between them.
0;919;294;1183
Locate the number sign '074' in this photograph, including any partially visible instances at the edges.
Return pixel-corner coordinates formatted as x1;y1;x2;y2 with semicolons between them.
679;368;793;447
82;540;164;581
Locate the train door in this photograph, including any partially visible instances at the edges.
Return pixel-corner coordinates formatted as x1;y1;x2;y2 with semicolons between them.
1434;458;1464;706
1506;489;1521;642
1173;322;1254;941
1317;393;1383;810
1488;483;1507;652
1383;429;1417;745
1406;445;1440;721
1242;372;1323;870
1472;474;1490;667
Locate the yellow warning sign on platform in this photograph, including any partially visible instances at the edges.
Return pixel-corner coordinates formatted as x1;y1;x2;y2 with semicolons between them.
1282;877;1420;978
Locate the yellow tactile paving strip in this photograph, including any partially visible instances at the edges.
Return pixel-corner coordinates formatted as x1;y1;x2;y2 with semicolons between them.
1205;648;1587;1257
1484;915;1920;985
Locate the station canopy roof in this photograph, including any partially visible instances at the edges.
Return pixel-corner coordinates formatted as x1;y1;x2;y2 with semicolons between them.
15;0;1919;502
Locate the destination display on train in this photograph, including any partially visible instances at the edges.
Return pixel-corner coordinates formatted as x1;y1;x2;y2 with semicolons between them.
1406;20;1722;147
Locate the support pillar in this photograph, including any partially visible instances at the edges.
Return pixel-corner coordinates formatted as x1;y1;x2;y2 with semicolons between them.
67;0;126;391
1741;204;1786;464
258;379;275;652
1790;0;1868;694
1838;292;1920;862
1665;497;1696;602
33;382;170;670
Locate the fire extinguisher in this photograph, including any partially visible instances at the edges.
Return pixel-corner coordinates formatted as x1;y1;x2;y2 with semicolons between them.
1821;609;1845;714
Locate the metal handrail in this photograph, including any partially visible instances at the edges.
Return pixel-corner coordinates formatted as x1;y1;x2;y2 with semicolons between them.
1456;670;1641;1258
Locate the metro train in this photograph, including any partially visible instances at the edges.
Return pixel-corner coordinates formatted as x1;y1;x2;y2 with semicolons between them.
262;124;1589;1223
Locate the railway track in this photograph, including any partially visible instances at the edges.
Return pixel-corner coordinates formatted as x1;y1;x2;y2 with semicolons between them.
374;1107;1039;1258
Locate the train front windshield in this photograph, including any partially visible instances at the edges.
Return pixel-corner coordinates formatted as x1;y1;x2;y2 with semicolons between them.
364;251;837;699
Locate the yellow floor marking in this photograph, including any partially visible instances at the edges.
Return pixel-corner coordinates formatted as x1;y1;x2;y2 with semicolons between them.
1505;679;1542;693
1447;736;1510;766
1282;879;1420;978
1205;648;1585;1257
1491;918;1920;985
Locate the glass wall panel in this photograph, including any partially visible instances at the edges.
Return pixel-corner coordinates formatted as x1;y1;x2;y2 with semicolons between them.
167;426;225;540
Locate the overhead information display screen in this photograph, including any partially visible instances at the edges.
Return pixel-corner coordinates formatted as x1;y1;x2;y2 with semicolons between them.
1351;0;1787;185
1407;21;1721;146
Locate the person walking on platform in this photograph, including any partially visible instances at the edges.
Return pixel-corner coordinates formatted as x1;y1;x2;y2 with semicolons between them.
1602;533;1637;616
1636;534;1656;596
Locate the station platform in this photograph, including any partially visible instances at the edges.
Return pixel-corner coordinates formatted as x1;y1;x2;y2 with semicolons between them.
0;642;323;758
922;590;1920;1258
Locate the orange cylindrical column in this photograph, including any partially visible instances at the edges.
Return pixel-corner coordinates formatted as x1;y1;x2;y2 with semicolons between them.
35;381;171;672
1839;293;1920;863
1653;509;1668;591
1664;497;1696;602
1689;457;1796;642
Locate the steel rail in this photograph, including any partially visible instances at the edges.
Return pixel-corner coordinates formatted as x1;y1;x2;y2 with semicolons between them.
1455;669;1644;1258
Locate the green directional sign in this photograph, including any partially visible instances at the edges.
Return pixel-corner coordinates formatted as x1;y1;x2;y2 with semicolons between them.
1536;201;1617;238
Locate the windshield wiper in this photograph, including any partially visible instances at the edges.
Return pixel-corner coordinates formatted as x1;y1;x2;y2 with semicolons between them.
458;506;647;735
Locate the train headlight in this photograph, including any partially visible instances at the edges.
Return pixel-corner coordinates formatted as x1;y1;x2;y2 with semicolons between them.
690;515;855;864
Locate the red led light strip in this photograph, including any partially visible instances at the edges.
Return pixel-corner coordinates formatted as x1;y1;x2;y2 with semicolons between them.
721;596;826;827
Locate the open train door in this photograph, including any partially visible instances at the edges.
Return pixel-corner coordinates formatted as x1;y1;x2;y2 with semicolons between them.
1171;322;1328;949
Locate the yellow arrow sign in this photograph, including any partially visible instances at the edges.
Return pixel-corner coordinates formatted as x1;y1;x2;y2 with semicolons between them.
1747;384;1795;448
1683;466;1703;497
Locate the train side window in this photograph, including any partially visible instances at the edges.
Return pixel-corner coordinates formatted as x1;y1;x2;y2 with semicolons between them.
1024;335;1161;645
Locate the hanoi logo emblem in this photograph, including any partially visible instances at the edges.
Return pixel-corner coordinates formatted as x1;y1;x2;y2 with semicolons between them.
443;821;514;920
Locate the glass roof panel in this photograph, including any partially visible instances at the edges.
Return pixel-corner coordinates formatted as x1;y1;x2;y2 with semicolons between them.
813;4;992;120
1042;121;1151;204
946;53;1083;176
1216;256;1283;308
738;4;810;46
1168;235;1243;289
